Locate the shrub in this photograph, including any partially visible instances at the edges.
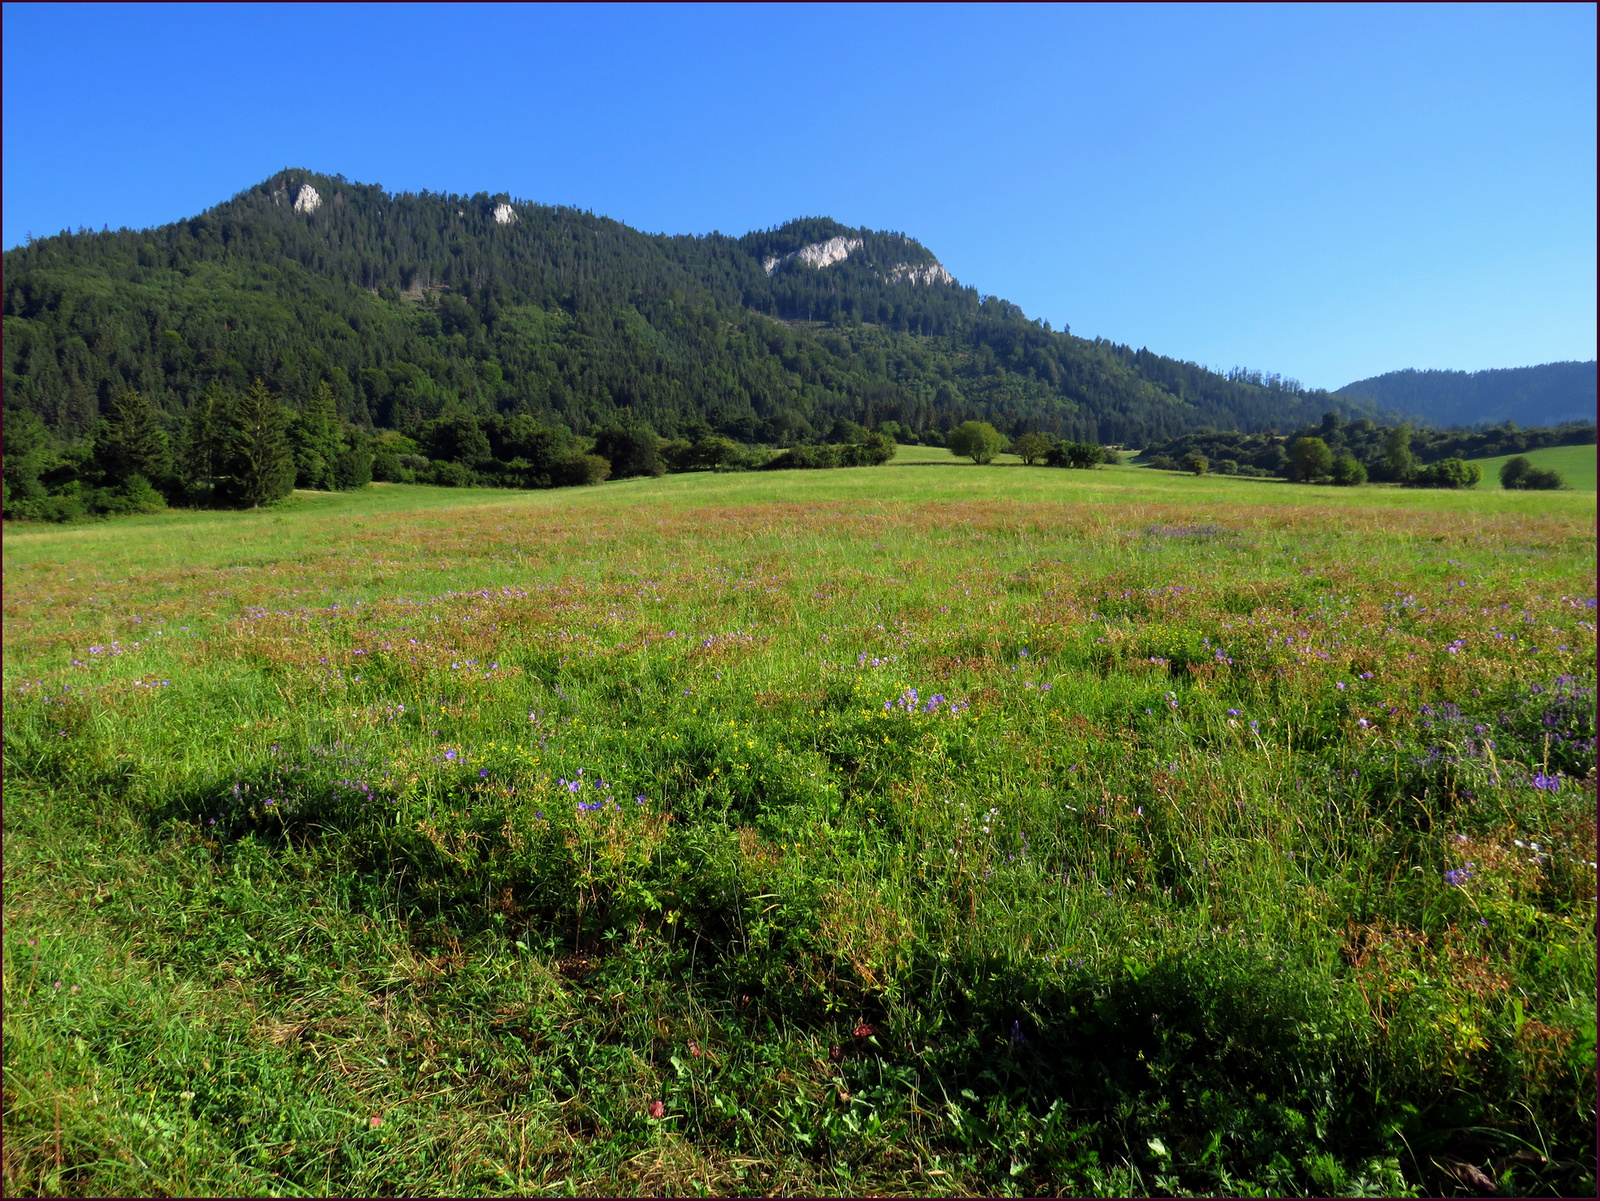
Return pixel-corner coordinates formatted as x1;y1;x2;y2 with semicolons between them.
1521;467;1564;489
1215;459;1239;475
1047;441;1106;469
1501;456;1564;490
766;443;838;470
1101;446;1124;465
848;432;896;465
1406;457;1482;489
423;459;477;488
552;453;611;486
947;421;1006;464
93;473;169;515
1147;454;1178;471
1183;453;1209;475
1330;455;1367;486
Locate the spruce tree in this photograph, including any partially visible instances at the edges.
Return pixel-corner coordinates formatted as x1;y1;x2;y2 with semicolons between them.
220;380;295;507
182;382;232;503
95;390;172;486
288;380;344;490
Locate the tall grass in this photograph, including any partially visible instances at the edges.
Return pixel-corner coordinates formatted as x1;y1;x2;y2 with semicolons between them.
4;464;1595;1196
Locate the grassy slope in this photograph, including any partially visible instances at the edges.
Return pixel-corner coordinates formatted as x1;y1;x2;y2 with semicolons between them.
4;463;1595;1198
1466;444;1597;491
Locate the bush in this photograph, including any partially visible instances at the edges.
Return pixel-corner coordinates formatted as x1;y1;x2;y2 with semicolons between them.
551;453;611;487
1215;459;1239;475
1406;457;1482;489
1183;453;1209;475
766;443;840;470
1101;446;1124;465
423;459;477;488
1330;455;1367;486
947;421;1006;464
1521;467;1564;489
1147;454;1178;471
1047;441;1106;469
1501;456;1564;490
843;432;896;465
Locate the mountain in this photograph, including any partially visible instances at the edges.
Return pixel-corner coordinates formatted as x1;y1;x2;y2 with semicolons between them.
4;168;1375;446
1335;363;1596;430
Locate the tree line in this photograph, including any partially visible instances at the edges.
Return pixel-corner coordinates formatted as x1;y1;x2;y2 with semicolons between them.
1140;412;1592;487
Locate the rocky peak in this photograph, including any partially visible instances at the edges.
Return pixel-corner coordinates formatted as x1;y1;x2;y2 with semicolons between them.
292;184;321;214
493;203;518;225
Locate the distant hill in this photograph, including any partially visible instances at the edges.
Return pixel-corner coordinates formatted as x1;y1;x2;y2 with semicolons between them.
2;170;1381;447
1334;362;1596;430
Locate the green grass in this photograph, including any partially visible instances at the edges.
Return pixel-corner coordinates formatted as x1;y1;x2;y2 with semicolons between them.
1467;444;1597;492
4;462;1595;1197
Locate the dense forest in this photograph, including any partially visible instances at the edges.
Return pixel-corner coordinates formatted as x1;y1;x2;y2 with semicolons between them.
4;169;1389;457
1335;362;1596;430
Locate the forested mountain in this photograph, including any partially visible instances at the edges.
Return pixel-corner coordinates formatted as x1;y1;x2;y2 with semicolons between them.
5;168;1378;447
1335;362;1596;430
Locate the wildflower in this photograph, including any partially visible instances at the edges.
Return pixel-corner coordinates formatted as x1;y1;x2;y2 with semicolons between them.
1335;681;1346;690
648;1099;666;1119
370;1115;383;1129
445;750;457;761
479;769;489;777
1533;773;1561;793
1443;868;1471;886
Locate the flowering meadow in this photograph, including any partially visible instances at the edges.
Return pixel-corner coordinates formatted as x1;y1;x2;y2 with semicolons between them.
4;462;1595;1196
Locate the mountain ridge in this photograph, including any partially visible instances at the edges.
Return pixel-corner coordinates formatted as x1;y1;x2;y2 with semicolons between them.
6;168;1392;445
1335;363;1596;431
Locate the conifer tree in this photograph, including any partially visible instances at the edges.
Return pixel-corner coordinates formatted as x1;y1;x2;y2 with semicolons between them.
95;390;172;487
288;380;344;490
182;382;232;502
220;379;295;507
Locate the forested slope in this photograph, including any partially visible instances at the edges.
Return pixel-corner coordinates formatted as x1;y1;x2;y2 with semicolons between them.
1335;362;1596;430
5;168;1373;445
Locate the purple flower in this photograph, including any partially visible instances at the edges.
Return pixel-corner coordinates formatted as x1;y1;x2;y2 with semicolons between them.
1444;868;1471;885
1227;708;1241;716
479;769;489;777
1533;773;1561;793
445;750;457;761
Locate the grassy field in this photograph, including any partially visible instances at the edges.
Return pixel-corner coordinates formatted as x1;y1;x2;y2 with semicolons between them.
1465;444;1597;492
4;459;1595;1197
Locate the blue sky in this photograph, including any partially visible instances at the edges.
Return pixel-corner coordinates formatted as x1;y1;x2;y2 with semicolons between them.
3;2;1594;390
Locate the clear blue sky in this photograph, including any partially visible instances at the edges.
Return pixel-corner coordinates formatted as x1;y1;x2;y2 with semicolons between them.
3;2;1594;390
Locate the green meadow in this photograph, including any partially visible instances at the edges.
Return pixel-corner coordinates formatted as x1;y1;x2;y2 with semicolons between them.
4;460;1595;1197
1464;444;1596;493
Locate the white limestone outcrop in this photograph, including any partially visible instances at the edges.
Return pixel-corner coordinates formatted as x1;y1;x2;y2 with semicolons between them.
763;236;863;275
292;184;321;214
884;261;954;286
493;203;518;225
